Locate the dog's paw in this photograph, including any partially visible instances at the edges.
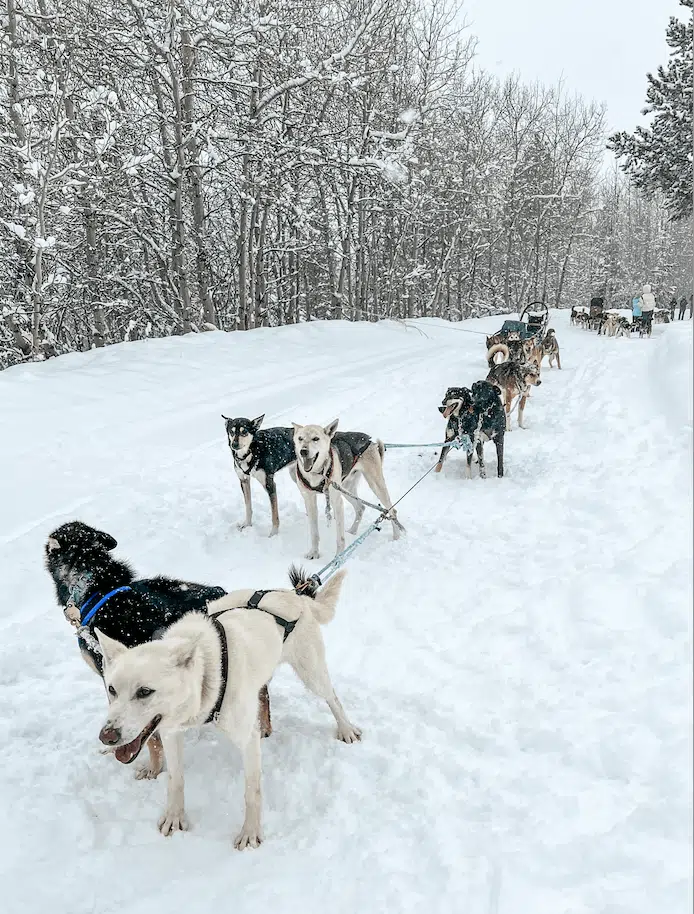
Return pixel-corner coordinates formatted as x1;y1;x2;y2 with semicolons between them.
434;463;443;473
158;810;189;836
305;549;320;560
260;725;272;739
336;724;362;744
268;527;279;538
135;762;162;781
234;827;263;850
237;521;252;532
347;523;360;535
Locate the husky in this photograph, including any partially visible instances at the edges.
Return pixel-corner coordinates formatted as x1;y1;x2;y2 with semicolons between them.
96;567;359;849
541;328;561;368
292;420;402;560
45;520;234;779
615;316;631;338
436;382;505;478
486;337;537;369
223;415;297;537
435;386;473;473
486;359;542;430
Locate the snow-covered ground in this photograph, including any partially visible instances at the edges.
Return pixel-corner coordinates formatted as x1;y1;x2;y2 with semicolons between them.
1;313;691;914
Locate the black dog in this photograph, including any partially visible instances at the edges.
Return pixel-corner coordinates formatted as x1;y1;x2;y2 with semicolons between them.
435;387;473;473
222;415;296;537
467;380;506;478
46;521;273;775
435;382;505;478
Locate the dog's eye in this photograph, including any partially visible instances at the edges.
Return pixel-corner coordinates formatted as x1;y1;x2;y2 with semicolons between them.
312;437;319;442
135;687;155;700
108;684;116;697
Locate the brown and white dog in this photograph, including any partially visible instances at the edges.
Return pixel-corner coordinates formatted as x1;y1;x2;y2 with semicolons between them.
541;329;561;368
486;360;542;430
292;421;402;560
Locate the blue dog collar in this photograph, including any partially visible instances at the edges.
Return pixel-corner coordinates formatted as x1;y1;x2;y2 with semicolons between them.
80;586;132;626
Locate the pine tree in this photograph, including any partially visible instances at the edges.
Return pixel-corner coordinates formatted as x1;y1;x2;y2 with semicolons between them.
608;0;693;220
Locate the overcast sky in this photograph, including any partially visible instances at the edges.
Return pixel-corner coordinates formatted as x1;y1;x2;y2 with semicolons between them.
461;0;685;140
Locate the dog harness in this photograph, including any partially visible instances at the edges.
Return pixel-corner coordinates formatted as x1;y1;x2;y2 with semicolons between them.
76;586;133;626
233;449;258;476
204;591;297;724
296;452;334;494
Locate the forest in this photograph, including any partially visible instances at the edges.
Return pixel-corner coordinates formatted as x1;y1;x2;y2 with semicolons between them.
1;0;690;366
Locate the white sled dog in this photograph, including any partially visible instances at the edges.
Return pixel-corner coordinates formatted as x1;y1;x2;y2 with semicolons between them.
292;420;403;560
96;567;359;850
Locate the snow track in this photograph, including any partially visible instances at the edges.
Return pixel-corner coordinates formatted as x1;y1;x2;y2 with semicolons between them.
0;314;691;914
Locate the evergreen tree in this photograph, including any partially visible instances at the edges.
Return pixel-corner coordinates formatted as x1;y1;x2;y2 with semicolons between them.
608;0;693;220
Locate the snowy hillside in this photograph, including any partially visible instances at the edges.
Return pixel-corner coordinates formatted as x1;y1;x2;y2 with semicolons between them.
1;313;691;914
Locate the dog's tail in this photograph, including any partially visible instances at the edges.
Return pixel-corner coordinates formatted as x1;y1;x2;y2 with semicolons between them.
288;565;346;624
486;343;509;368
376;439;385;460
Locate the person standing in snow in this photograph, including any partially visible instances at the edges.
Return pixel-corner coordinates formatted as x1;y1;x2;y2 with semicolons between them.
679;295;688;320
640;284;656;335
632;293;642;321
669;295;678;320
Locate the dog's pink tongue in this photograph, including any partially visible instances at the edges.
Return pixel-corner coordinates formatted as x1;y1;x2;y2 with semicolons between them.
114;737;140;765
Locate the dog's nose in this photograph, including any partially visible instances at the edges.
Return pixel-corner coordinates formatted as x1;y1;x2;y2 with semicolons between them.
300;448;309;458
99;725;121;745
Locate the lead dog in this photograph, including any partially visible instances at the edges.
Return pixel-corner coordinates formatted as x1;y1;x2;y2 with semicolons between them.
45;520;238;779
96;567;359;849
292;420;402;559
223;415;296;536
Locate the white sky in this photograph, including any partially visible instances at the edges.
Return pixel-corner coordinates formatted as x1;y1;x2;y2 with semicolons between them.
461;0;685;138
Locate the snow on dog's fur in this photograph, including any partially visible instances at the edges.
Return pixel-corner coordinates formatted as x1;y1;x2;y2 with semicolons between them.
96;568;359;849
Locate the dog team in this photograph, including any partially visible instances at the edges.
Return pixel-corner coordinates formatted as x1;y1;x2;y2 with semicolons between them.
434;322;560;478
44;321;562;851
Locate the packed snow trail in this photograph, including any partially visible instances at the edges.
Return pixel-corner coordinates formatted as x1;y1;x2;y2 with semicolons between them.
0;314;691;914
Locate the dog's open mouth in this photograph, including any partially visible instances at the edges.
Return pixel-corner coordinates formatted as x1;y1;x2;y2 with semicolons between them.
302;454;317;473
114;715;162;765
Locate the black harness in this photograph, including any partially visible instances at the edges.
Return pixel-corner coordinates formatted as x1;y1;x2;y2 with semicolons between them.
296;452;334;494
204;590;297;724
234;449;259;476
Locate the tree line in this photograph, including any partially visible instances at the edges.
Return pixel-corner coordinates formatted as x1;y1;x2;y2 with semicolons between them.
1;0;690;367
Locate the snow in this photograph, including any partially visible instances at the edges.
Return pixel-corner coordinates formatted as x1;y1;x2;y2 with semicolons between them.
0;313;691;914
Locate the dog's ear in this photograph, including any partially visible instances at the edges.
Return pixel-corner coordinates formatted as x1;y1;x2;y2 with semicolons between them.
221;414;232;422
291;422;302;432
96;629;128;665
94;530;118;551
324;419;339;438
251;414;265;432
169;636;201;670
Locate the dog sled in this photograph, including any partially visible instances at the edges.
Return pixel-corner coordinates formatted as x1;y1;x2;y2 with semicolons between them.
490;301;549;347
519;300;550;338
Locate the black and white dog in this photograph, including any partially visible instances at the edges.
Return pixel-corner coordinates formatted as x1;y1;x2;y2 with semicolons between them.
45;521;272;778
222;415;297;537
436;381;505;478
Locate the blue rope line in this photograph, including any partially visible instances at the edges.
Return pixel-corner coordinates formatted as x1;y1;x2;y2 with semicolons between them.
314;518;385;584
384;435;472;453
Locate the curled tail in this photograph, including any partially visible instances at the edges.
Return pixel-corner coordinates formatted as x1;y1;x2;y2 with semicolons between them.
377;439;385;460
486;343;509;368
288;565;346;624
